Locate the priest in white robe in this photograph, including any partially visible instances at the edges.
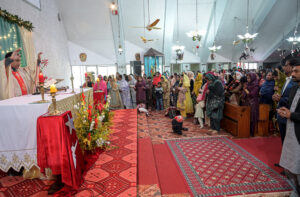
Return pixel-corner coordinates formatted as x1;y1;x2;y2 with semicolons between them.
0;48;42;100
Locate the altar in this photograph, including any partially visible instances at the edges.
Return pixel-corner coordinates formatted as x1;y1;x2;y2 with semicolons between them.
0;88;92;172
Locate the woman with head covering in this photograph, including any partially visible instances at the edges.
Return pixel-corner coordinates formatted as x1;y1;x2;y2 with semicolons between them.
94;75;107;97
83;72;95;88
205;73;225;134
193;73;203;97
161;75;170;111
109;76;124;110
128;74;137;108
135;76;146;105
241;72;260;136
117;75;132;109
177;74;194;118
225;72;242;104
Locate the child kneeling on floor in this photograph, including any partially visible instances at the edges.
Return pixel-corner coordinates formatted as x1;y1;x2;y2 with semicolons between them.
172;113;188;135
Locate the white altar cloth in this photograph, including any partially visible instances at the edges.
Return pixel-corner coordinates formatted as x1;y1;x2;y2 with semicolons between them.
0;89;89;172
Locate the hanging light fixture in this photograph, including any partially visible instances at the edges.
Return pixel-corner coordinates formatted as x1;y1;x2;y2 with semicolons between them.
209;0;221;54
173;0;184;60
110;2;118;15
237;0;258;43
186;0;206;42
287;0;300;45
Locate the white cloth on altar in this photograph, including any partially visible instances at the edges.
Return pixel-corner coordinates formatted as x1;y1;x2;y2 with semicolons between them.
0;89;85;172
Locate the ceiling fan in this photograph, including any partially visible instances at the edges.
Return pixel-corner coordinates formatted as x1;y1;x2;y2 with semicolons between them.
140;36;157;43
132;19;161;31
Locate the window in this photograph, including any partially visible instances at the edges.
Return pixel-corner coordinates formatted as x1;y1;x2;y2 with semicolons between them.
242;62;257;70
72;65;117;88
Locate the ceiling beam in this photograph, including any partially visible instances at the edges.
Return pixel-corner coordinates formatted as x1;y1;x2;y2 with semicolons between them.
200;0;229;64
108;0;126;73
162;0;176;67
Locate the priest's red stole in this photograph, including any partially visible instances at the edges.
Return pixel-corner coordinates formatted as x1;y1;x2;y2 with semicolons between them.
12;71;28;95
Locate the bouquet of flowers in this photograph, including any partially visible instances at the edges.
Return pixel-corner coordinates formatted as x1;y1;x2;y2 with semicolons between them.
73;92;113;152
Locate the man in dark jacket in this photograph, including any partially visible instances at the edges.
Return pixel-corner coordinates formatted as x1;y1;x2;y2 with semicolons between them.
278;59;300;196
273;58;297;143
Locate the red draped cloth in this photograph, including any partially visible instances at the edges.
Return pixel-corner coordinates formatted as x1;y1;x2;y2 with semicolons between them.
37;111;84;190
93;91;105;106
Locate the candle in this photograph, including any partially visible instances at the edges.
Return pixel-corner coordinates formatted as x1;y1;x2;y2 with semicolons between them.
39;72;44;83
96;78;100;82
50;84;57;93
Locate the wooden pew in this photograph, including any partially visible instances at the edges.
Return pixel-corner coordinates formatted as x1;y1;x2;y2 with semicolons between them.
221;102;251;138
256;104;270;136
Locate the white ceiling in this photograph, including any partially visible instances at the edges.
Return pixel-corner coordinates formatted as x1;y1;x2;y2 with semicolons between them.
56;0;300;65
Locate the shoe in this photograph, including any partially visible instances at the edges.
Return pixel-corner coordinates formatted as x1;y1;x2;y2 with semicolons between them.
211;130;218;135
182;128;188;131
274;163;282;168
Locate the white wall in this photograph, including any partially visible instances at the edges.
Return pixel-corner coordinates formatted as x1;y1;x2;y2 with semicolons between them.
0;0;71;86
68;41;114;66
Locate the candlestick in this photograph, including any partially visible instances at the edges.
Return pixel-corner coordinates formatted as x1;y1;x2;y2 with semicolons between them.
49;92;61;115
70;74;75;93
36;82;49;103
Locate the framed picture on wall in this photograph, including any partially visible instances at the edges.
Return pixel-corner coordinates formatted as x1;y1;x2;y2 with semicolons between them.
23;0;41;10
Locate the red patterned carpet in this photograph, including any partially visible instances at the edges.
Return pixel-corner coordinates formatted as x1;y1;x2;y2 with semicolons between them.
166;136;292;197
0;109;137;197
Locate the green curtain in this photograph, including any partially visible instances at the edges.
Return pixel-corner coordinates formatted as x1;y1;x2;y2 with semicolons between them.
0;17;27;67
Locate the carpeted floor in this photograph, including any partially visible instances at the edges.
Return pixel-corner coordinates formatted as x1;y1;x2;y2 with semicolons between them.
0;109;138;197
166;136;292;197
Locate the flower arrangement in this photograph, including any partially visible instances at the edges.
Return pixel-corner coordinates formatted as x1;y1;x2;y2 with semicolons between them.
74;92;113;152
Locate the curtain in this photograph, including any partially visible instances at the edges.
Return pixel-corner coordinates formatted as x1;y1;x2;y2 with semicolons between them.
0;17;27;67
20;27;39;93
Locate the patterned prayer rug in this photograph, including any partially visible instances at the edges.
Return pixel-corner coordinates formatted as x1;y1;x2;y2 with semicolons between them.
166;136;292;197
0;109;137;197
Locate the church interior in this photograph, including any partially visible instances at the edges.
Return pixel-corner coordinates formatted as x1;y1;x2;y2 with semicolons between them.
0;0;300;196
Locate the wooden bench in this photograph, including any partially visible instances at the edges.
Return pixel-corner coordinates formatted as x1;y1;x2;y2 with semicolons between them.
256;104;270;136
221;102;251;138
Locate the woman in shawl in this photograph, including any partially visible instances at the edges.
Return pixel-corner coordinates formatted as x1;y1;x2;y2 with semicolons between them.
94;75;107;97
107;76;112;95
118;75;132;109
205;73;225;134
109;77;124;110
177;74;194;118
135;76;146;105
241;72;260;136
193;73;203;97
260;71;275;132
128;74;137;108
225;72;240;104
260;71;275;105
194;74;207;128
161;76;170;110
171;75;180;107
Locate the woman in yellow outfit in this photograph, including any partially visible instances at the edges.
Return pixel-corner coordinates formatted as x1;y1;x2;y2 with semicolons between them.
193;73;203;97
177;74;194;118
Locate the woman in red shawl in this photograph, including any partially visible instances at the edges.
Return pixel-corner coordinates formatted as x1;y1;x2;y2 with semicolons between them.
94;75;107;97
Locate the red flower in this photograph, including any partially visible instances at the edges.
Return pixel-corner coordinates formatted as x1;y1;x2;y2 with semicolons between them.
81;93;86;101
88;105;92;109
94;117;98;128
87;133;91;140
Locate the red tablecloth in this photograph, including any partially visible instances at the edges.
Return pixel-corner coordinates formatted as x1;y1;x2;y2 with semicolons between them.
93;91;106;106
37;111;84;190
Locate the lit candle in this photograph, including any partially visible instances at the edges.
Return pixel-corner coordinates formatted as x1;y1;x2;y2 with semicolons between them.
50;84;57;93
39;72;44;83
96;78;100;82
